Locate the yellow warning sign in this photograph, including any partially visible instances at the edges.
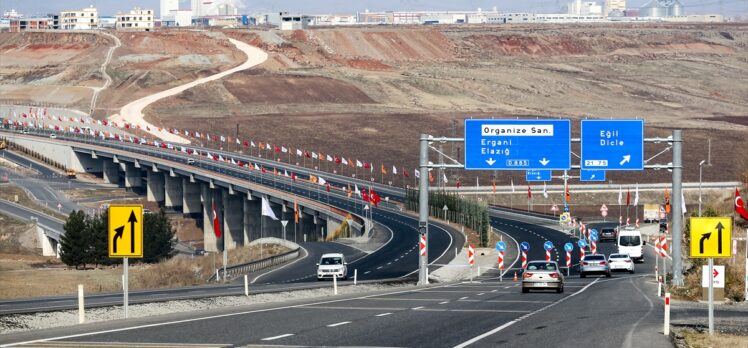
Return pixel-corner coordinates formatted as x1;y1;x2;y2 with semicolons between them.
108;205;143;258
689;217;731;258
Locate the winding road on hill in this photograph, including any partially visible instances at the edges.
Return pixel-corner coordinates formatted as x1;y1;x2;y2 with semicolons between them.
109;38;268;144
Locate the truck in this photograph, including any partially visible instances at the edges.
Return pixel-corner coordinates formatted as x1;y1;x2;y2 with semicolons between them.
66;169;77;178
643;204;659;223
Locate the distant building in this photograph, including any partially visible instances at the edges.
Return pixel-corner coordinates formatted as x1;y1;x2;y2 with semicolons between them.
9;17;51;32
116;7;155;31
569;1;603;16
160;0;179;18
99;16;116;28
604;0;626;16
309;14;357;26
279;13;311;30
60;6;98;30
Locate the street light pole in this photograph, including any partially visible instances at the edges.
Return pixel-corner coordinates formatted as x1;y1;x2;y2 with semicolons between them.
698;160;705;217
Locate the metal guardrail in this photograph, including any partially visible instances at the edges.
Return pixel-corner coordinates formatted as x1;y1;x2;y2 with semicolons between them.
210;247;300;282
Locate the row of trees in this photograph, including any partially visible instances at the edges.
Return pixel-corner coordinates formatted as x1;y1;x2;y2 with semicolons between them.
405;189;490;247
60;209;176;269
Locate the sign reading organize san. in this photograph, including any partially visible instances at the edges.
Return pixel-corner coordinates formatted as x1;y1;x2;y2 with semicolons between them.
581;119;644;170
464;119;571;171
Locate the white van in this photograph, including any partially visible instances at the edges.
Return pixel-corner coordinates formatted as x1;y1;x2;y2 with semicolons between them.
317;253;347;280
617;227;645;263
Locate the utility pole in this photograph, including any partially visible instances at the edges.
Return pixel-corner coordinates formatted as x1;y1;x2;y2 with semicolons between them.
418;134;429;285
671;130;684;286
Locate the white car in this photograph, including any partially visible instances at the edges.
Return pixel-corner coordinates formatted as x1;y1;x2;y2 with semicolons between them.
317;253;347;280
608;253;635;273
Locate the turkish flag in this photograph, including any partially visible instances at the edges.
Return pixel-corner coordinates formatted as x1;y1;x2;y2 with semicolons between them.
403;169;409;178
527;186;532;199
736;188;748;220
456;180;461;189
362;190;370;202
326;183;331;192
212;202;222;238
370;188;381;206
626;190;631;207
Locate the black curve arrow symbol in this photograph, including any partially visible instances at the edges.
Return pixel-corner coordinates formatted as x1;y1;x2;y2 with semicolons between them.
128;210;138;253
699;232;711;254
113;226;124;254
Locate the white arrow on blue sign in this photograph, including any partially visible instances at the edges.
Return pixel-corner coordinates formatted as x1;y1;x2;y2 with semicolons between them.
578;239;588;248
496;241;506;252
520;242;530;252
564;243;574;252
464;119;571;170
544;241;554;251
581;119;644;171
580;169;606;182
526;169;552;182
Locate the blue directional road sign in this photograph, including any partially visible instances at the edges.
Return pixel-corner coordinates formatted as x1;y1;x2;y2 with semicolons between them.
564;243;574;252
496;241;506;252
464;119;571;170
580;169;606;182
581;120;644;170
590;234;598;242
520;242;530;252
526;170;552;182
544;241;554;251
589;229;598;238
578;239;588;248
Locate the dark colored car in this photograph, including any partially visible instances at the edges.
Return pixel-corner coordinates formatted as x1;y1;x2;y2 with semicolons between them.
600;228;617;242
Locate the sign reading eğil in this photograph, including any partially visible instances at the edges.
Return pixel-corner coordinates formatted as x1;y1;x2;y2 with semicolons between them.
108;205;144;258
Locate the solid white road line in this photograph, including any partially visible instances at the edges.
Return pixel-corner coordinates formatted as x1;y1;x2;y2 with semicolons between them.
327;321;351;327
453;278;600;348
376;312;393;317
261;333;294;341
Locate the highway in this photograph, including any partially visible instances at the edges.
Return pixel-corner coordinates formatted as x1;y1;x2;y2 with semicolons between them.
0;234;671;347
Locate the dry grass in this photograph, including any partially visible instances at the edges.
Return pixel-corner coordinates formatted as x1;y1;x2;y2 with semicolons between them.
0;244;292;299
0;214;35;253
679;328;748;348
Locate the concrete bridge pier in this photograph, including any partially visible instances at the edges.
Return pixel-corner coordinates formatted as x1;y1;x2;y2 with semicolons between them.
102;159;119;185
164;173;183;211
202;183;219;252
37;226;58;257
223;189;243;249
146;170;165;203
243;194;260;244
182;178;201;216
124;164;142;189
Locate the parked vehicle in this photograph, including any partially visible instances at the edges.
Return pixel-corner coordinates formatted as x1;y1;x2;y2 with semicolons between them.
317;253;347;280
643;204;659;222
608;253;635;273
580;254;611;278
617;227;645;263
522;261;564;293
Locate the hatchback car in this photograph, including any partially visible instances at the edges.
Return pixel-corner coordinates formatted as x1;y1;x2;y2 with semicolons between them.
522;261;564;293
317;253;348;280
608;253;635;273
580;254;611;278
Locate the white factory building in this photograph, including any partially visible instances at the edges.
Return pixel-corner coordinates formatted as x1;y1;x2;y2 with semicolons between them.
60;6;98;30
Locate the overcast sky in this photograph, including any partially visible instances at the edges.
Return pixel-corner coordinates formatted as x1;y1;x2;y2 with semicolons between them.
3;0;746;17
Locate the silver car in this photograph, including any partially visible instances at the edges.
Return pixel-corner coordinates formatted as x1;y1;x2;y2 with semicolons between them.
522;261;564;293
580;254;611;278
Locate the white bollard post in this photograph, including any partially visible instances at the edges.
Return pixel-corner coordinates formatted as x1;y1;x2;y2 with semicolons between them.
304;234;307;242
664;292;671;336
658;278;662;297
354;269;358;285
478;266;481;277
215;269;220;282
455;248;458;258
78;284;85;324
333;275;338;295
244;274;249;297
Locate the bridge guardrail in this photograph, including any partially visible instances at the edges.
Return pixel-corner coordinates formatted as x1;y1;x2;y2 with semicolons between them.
210;247;300;282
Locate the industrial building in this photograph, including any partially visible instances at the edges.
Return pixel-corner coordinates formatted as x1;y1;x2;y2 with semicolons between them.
279;13;311;30
115;7;155;31
639;0;684;17
60;6;98;30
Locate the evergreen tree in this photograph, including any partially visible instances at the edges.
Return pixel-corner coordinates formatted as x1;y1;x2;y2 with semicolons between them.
60;210;88;269
87;211;113;267
142;209;176;263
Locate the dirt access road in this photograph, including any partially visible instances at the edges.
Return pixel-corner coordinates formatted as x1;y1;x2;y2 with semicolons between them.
109;38;268;144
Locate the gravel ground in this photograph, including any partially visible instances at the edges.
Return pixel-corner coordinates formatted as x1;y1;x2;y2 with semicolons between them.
671;299;748;336
0;283;412;334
